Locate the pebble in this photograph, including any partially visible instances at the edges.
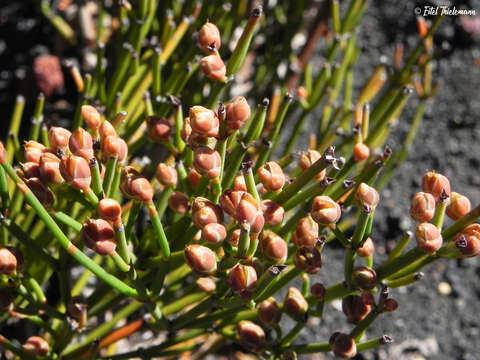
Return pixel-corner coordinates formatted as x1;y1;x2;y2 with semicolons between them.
438;281;452;296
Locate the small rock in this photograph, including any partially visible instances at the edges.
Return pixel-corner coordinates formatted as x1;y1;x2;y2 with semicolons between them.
438;281;452;296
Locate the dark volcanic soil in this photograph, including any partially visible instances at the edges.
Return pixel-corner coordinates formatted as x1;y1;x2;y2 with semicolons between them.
1;0;480;359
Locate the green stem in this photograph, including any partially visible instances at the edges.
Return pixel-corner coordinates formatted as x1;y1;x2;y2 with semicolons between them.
386;231;412;263
6;95;25;164
146;202;171;259
103;157;118;197
90;158;104;197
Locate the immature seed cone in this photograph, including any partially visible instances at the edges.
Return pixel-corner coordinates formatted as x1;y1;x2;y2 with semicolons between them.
60;155;91;190
311;195;341;225
155;163;178;187
168;191;190;214
202;223;227;244
383;298;399;312
446;192;471;220
351;266;377;291
200;55;227;82
236;320;265;352
189;106;219;138
99;120;117;139
69;128;94;160
81;105;101;132
23;336;49;357
353;143;370;162
192;197;223;229
356;237;375;258
310;283;326;301
81;219;117;255
197;22;221;54
25;178;55;208
181;117;192;143
228;228;241;247
39;152;63;184
257;161;285;192
117;138;128;163
120;167;154;203
415;222;443;254
24;140;46;163
146;116;171;143
258;297;282;327
219;190;264;233
196;277;217;293
0;247;18;275
293;246;322;274
19;162;40;179
48;126;71;153
300;150;326;181
292;216;319;249
260;230;287;264
234;175;248;191
101;135;121;160
97;198;122;223
33;55;64;97
226;96;251;131
421;171;451;202
188;168;202;187
284;287;308;321
342;293;375;324
354;182;380;211
193;147;222;179
453;224;480;258
329;333;357;358
410;192;436;222
261;200;285;226
184;244;217;276
227;263;257;297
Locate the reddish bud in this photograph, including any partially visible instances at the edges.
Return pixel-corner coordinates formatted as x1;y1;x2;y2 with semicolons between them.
351;266;377;291
293;246;322;274
198;22;221;54
33;55;64;97
196;277;216;293
342;294;374;324
23;336;49;357
200;55;227;82
453;224;480;258
446;192;471;220
228;263;257;297
234;175;248;191
257;161;285;192
101;135;121;160
258;297;282;327
226;96;251;131
260;230;287;264
155;163;178;187
188;168;202;188
329;333;357;359
410;192;436;222
421;171;451;202
193;147;221;179
184;244;217;276
202;223;227;244
117;138;128;163
0;142;5;164
39;152;63;184
20;162;40;179
355;183;380;211
356;237;375;258
146;116;171;143
69;128;94;160
81;219;116;255
24;141;46;163
168;191;190;214
60;155;91;190
415;222;443;254
284;287;308;321
261;200;284;226
297;86;308;99
236;320;265;352
192;197;223;229
48;126;71;153
0;247;17;275
353;143;370;162
383;298;399;312
97;198;122;223
81;105;101;132
228;229;241;247
311;283;326;301
189;106;219;138
25;178;55;208
311;195;341;225
181;117;192;143
300;150;326;181
99;120;117;140
292;216;319;249
220;190;264;233
120;167;154;203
